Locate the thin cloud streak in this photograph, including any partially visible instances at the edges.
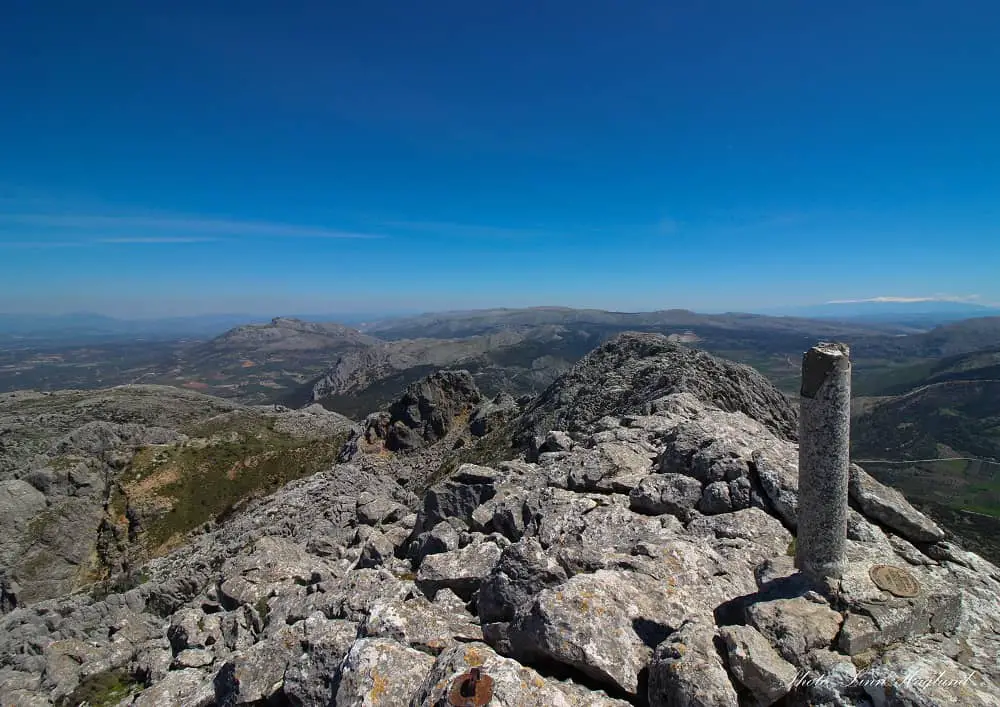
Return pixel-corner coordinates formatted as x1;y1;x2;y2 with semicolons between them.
0;241;90;249
0;213;386;240
826;295;983;304
94;236;219;244
381;220;560;240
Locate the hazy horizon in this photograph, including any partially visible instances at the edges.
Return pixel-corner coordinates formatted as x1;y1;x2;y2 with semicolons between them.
1;296;998;322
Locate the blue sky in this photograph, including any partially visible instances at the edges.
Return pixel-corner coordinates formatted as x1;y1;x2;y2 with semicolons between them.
1;1;998;317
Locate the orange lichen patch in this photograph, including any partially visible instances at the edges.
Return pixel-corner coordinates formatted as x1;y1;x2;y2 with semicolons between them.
370;671;389;702
241;360;256;368
463;646;487;667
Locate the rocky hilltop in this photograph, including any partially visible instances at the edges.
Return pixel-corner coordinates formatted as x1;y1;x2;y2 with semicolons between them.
205;318;380;353
1;334;999;706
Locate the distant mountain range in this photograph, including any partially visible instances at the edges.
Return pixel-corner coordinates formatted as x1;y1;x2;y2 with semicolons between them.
3;300;998;342
765;299;1000;328
0;311;409;342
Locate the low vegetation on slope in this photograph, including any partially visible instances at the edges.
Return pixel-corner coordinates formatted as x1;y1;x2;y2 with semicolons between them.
852;381;1000;461
854;346;1000;396
0;386;354;605
861;458;1000;563
110;415;350;555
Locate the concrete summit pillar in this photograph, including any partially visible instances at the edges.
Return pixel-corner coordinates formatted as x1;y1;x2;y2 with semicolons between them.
795;342;852;582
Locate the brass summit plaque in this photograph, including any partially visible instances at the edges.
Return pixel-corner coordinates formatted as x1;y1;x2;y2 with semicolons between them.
869;564;921;598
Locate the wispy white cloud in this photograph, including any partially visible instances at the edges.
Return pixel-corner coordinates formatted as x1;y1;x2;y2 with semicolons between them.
0;213;386;240
826;295;983;304
380;219;560;240
0;241;89;249
94;236;219;244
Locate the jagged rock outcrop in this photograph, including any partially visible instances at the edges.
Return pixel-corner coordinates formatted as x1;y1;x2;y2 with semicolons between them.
469;391;520;437
341;369;483;457
515;332;798;452
2;336;999;706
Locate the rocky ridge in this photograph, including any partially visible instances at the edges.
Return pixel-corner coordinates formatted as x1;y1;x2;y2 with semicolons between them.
1;334;998;706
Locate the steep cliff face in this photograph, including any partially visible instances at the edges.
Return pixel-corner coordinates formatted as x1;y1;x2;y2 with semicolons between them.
1;337;998;706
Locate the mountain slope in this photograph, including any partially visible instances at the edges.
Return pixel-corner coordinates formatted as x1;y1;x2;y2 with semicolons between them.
3;335;999;706
855;346;1000;396
853;380;1000;461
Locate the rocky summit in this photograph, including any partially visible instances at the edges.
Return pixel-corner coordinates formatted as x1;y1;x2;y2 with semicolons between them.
2;333;999;706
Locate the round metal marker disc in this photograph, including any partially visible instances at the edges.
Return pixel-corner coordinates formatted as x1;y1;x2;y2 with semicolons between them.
869;564;921;598
447;667;494;706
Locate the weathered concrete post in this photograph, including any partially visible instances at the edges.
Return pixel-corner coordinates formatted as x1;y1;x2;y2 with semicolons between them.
795;341;852;582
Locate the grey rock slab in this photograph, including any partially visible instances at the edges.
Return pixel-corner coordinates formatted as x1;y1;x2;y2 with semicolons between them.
719;624;797;706
356;530;397;570
699;480;733;515
849;464;945;543
747;597;844;666
833;541;962;657
478;537;568;624
282;614;359;707
508;568;704;696
322;568;412;622
407;520;460;567
647;620;739;707
416;466;498;534
40;638;103;702
172;648;215;669
629;473;703;518
799;648;860;707
470;485;533;542
542;430;574;453
131;668;215;707
0;479;46;566
356;495;407;526
657;408;766;483
218;537;326;610
168;608;223;652
861;642;999;707
359;595;482;655
334;637;434;707
415;541;502;600
213;636;298;705
595;440;654;476
752;445;800;528
411;641;632;706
